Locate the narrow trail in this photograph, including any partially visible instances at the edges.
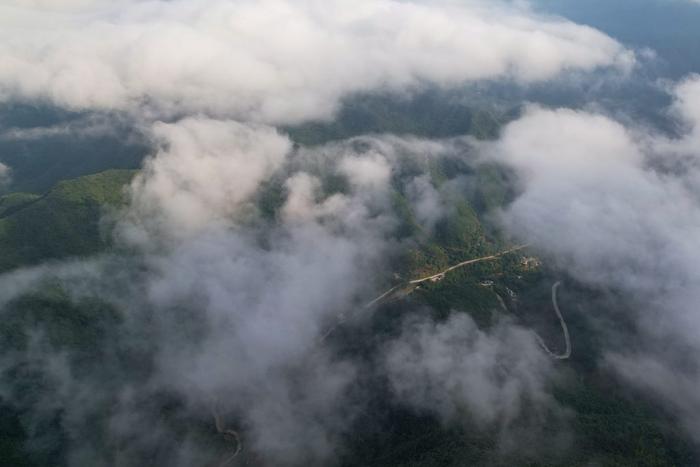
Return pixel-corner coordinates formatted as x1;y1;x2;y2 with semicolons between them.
212;408;242;467
533;281;571;360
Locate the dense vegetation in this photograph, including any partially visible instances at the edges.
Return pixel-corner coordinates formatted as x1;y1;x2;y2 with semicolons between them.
0;170;135;272
0;164;695;466
287;89;505;145
0;94;696;466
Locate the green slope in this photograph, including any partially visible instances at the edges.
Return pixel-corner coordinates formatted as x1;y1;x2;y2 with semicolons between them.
0;192;41;218
286;90;503;145
0;169;136;272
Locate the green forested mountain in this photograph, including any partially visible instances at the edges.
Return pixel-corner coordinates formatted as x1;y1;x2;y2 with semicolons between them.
0;170;135;272
287;90;506;145
1;0;699;465
0;163;695;466
0;92;695;467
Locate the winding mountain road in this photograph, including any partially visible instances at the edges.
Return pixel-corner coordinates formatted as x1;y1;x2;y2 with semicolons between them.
533;281;571;360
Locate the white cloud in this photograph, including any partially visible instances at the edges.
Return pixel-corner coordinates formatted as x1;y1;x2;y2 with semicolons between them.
486;83;700;442
0;0;633;124
385;313;554;424
663;74;700;151
0;162;10;187
282;172;323;223
405;174;445;231
122;118;291;242
489;105;692;291
4;0;111;9
383;312;568;451
338;152;392;191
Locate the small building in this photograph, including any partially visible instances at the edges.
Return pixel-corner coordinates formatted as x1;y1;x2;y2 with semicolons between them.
520;257;542;270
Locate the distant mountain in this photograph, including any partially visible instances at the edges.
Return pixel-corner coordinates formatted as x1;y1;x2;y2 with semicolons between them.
288;89;508;145
0;104;147;194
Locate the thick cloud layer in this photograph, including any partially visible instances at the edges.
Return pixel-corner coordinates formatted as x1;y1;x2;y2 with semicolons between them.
123;118;291;242
0;0;633;123
489;77;700;442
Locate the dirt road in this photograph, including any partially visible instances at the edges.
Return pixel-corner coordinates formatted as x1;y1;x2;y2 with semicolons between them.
321;245;528;341
323;245;571;361
407;245;529;286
